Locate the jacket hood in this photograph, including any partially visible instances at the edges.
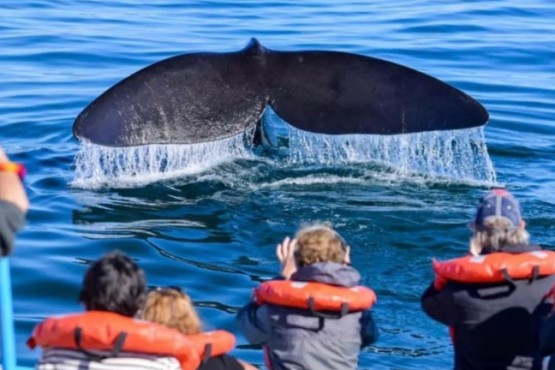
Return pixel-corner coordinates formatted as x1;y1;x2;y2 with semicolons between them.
291;262;361;287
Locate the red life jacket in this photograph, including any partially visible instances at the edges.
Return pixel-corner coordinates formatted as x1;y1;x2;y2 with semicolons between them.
433;250;555;283
27;311;235;370
254;280;376;316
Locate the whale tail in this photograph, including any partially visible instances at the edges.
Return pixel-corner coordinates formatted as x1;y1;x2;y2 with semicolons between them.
73;38;489;147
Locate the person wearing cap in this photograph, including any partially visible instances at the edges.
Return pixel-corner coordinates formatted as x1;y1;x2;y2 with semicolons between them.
421;189;555;370
0;145;28;256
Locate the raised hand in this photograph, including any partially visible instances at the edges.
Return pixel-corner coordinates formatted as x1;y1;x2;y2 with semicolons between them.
276;236;297;280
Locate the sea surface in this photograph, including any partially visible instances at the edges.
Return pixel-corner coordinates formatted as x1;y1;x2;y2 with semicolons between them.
2;1;555;369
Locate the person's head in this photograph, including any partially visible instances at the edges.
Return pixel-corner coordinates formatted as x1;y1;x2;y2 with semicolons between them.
294;222;348;267
79;251;146;317
469;188;530;255
140;287;202;335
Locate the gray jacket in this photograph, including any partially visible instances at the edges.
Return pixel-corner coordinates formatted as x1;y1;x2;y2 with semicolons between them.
236;262;378;370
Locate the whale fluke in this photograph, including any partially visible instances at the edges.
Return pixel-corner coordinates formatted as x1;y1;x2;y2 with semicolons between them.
73;38;489;147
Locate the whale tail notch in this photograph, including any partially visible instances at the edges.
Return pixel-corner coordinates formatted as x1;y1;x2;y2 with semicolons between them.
73;38;489;147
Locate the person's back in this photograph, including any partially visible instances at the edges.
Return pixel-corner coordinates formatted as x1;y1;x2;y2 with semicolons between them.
236;223;378;370
29;251;184;370
421;189;555;370
433;270;554;370
37;346;182;370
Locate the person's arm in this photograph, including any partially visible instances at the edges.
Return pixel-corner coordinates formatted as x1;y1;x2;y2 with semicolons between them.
0;147;28;213
235;236;296;345
360;310;379;348
235;302;270;345
0;147;28;256
420;282;459;326
276;236;297;279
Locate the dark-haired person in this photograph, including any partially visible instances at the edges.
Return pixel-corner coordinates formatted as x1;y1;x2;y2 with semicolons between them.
421;189;555;370
29;251;186;370
29;251;250;370
0;145;28;256
79;250;147;317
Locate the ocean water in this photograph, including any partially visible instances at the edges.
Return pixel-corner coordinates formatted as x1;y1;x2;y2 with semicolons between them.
2;0;555;369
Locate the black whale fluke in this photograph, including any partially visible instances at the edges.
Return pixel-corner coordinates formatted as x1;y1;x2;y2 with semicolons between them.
73;38;489;147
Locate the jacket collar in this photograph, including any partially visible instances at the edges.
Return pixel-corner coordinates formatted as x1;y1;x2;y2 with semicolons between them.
291;262;361;287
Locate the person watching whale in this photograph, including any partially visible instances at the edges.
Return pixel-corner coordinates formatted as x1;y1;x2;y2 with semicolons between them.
236;222;378;370
421;189;555;370
28;251;244;370
140;287;257;370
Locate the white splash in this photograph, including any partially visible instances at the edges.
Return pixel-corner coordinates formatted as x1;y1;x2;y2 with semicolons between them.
260;174;369;188
72;124;496;189
72;133;255;189
286;126;496;183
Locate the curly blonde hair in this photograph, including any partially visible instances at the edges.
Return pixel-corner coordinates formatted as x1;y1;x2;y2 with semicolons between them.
294;222;347;266
469;216;530;256
140;288;202;335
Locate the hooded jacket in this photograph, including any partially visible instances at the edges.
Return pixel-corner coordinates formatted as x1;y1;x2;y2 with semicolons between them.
421;244;555;370
236;262;378;370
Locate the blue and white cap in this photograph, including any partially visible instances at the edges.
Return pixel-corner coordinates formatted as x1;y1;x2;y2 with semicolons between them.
474;188;522;229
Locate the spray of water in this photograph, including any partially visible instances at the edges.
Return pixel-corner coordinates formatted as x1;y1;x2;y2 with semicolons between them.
72;130;255;189
287;126;496;183
72;122;496;189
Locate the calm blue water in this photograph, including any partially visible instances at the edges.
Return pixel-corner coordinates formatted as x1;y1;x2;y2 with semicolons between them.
2;1;555;369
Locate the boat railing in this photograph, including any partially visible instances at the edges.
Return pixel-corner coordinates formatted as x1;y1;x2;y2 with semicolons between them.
0;257;33;370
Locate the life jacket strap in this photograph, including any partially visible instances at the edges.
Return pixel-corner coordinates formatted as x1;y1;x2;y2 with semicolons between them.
500;268;514;283
531;265;540;283
199;343;212;366
307;297;349;319
73;327;128;361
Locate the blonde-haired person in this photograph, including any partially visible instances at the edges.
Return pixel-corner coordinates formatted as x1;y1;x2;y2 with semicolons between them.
421;189;555;370
236;222;378;370
141;288;258;370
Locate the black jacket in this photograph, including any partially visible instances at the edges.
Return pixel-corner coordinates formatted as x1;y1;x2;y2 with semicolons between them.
421;245;555;370
540;312;555;370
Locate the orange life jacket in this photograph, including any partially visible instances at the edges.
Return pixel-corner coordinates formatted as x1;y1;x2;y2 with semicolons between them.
433;250;555;283
27;311;235;370
254;280;376;315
